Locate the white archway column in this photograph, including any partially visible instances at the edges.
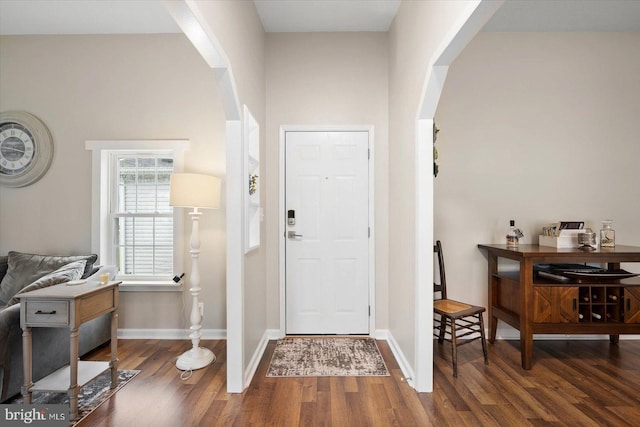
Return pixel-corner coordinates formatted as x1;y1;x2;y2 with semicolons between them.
414;0;504;392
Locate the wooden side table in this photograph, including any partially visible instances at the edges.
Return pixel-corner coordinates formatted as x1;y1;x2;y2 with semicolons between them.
17;280;120;421
477;244;640;369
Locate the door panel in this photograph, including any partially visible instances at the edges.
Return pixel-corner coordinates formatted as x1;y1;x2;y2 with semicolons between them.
624;287;640;323
285;131;369;334
533;287;579;323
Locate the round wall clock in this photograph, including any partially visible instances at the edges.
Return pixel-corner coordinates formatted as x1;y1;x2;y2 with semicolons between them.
0;111;54;187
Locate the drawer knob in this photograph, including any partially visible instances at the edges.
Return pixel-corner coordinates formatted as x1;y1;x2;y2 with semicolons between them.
35;310;57;315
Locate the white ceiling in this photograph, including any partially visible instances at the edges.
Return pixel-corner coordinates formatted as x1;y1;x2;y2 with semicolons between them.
483;0;640;32
0;0;181;35
253;0;400;32
1;0;639;36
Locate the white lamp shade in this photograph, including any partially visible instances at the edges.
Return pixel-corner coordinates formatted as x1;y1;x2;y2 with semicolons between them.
169;173;221;209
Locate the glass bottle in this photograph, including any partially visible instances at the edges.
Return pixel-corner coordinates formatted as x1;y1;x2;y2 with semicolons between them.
600;220;615;247
506;220;519;248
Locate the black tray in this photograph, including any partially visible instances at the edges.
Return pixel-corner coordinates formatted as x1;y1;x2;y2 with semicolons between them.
562;270;639;281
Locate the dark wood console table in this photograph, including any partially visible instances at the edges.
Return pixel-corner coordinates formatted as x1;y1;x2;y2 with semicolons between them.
477;244;640;369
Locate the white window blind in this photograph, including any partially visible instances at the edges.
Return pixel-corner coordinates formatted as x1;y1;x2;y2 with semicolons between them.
111;155;174;278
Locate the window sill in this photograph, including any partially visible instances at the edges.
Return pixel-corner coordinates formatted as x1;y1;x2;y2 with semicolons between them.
118;280;183;292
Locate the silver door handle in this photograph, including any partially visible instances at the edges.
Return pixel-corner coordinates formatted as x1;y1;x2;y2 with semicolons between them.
287;231;303;239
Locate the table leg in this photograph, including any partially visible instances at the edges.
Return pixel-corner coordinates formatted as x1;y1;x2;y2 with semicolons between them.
610;334;620;344
520;259;534;370
21;327;33;404
488;253;498;343
489;311;498;343
69;328;80;421
520;333;533;370
110;309;119;388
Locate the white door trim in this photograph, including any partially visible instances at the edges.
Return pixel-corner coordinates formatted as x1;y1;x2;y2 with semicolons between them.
279;125;375;336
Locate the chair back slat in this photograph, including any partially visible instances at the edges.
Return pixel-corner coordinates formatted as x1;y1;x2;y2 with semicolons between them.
434;240;448;300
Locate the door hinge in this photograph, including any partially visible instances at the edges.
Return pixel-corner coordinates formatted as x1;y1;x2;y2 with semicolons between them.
368;148;370;159
368;227;371;238
369;306;371;316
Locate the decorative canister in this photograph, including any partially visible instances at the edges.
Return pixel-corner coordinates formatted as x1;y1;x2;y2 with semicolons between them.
578;229;596;250
600;220;615;247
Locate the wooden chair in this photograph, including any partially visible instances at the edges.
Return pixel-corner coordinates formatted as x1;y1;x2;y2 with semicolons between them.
434;240;488;376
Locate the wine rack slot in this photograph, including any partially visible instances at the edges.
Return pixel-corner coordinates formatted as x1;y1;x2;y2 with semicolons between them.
580;288;590;303
576;285;628;323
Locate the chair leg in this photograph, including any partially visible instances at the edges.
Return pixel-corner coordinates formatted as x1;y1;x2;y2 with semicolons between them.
438;315;446;344
450;317;458;377
479;313;489;365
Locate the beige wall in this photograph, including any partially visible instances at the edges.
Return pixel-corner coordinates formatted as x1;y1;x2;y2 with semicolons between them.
195;0;265;115
0;34;228;330
436;32;640;336
265;32;389;330
388;0;477;369
193;0;267;367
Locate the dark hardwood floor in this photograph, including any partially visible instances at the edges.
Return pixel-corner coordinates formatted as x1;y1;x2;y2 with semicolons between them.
82;338;640;426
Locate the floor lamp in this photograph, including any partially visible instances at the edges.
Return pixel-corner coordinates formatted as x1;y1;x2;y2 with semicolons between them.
169;172;221;370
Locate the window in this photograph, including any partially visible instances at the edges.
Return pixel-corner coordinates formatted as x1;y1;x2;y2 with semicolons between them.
111;154;173;278
86;140;189;289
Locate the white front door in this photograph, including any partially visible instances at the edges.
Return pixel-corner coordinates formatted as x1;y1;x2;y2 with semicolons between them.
285;131;370;334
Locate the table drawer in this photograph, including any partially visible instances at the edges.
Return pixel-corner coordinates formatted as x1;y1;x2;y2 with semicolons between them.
24;301;69;326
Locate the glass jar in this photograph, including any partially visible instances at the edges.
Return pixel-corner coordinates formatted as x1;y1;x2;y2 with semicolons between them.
600;220;615;247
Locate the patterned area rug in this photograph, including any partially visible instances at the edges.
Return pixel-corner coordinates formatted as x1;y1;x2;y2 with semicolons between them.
267;337;389;377
9;369;139;425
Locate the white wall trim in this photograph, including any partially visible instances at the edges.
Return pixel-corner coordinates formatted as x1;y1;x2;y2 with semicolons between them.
118;328;226;340
243;330;270;387
165;0;241;119
372;329;389;340
384;330;415;389
278;126;287;337
414;119;434;393
85;139;189;277
278;125;376;336
267;328;284;340
495;330;640;341
225;120;245;393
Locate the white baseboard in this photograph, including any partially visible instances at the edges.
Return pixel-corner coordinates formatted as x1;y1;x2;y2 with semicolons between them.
243;330;269;388
266;328;284;340
495;327;640;341
376;328;640;394
117;329;227;340
378;329;416;390
243;329;282;387
371;329;389;340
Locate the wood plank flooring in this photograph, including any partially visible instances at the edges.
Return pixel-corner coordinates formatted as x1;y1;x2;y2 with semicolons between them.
81;338;640;426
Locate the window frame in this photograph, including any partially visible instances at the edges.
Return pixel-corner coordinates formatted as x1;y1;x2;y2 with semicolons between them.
86;140;189;291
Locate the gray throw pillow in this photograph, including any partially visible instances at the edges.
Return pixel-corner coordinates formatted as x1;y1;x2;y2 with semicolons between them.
0;251;97;306
0;256;7;281
7;260;86;306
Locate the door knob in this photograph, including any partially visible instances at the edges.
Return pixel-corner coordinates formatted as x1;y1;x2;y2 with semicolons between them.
287;231;303;239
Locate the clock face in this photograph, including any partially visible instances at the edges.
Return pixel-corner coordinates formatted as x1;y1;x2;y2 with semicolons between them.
0;122;36;175
0;111;54;188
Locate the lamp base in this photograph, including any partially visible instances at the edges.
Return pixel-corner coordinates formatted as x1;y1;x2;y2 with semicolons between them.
176;347;215;371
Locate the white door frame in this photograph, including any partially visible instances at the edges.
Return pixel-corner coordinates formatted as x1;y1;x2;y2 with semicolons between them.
279;125;375;336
